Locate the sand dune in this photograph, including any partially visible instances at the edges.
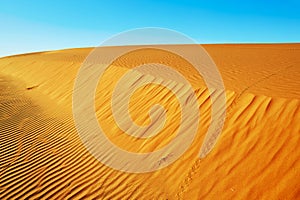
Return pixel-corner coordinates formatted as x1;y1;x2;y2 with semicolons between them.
0;44;299;199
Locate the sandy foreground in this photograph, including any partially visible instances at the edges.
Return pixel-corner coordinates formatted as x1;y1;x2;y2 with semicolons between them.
0;44;299;199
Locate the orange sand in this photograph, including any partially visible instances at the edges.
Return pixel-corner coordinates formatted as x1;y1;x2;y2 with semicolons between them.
0;44;299;199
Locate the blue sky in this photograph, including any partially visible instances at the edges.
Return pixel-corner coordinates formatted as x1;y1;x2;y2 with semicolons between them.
1;0;299;57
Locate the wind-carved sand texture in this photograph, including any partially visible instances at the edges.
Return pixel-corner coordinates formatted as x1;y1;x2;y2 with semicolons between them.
0;44;299;199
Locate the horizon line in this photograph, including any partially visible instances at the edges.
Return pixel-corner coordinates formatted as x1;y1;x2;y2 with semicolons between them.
1;42;299;59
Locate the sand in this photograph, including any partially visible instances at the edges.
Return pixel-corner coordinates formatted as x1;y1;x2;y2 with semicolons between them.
0;44;299;199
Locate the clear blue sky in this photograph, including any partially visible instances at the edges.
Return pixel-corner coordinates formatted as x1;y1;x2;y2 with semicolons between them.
1;0;299;57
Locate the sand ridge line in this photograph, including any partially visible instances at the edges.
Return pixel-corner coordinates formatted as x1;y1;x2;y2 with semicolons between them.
175;63;297;199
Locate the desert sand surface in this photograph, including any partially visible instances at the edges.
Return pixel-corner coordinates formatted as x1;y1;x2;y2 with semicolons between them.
0;44;299;199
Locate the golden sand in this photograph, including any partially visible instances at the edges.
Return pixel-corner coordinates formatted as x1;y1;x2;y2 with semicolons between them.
0;44;299;199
